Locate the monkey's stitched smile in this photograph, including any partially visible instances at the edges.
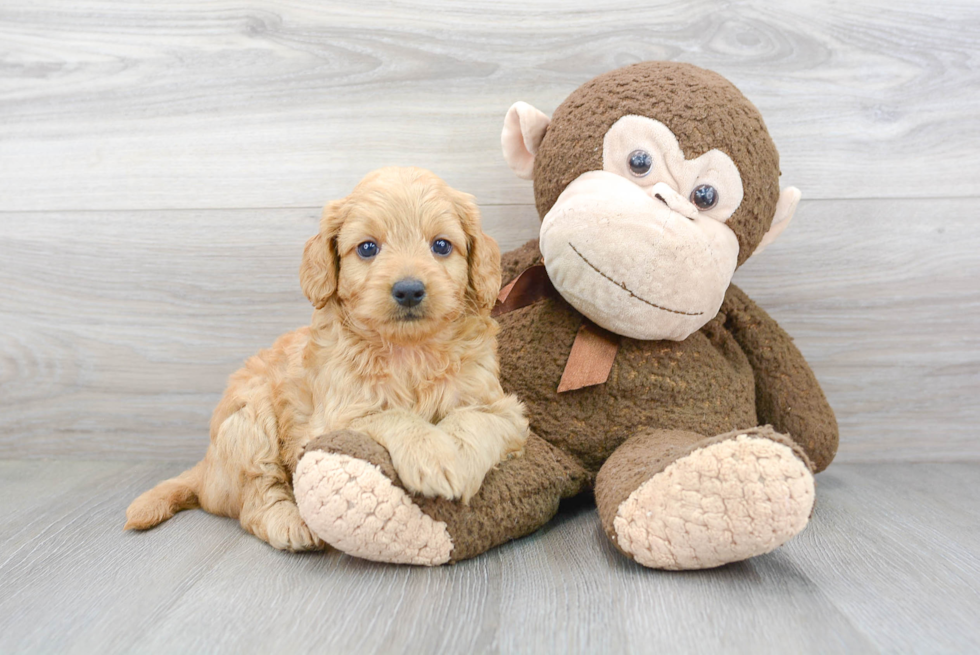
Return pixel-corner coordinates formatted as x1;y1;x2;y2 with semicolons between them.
568;243;703;317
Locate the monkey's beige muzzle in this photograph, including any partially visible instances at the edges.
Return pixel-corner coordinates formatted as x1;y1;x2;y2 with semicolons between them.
539;171;739;341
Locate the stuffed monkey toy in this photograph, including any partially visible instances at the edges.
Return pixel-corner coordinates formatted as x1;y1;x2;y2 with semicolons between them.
295;61;838;569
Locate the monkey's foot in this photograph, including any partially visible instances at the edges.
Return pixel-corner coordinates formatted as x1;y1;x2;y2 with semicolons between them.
613;432;815;570
294;437;453;566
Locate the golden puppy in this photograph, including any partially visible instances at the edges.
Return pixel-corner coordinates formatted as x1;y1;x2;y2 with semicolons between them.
125;167;528;551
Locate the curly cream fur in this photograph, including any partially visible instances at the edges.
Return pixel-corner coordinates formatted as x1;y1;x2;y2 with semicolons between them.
125;168;528;551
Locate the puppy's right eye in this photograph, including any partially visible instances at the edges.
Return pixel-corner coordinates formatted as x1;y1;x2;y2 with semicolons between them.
356;241;379;259
431;239;453;257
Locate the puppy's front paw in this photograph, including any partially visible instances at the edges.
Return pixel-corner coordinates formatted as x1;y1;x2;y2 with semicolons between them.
387;431;468;501
446;447;489;504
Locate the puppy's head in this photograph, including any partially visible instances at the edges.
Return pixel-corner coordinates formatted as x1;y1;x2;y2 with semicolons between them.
300;167;501;343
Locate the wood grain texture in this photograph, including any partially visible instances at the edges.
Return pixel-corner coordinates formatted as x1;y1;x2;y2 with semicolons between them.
2;2;977;652
1;0;979;211
0;460;977;654
736;198;980;462
2;199;976;461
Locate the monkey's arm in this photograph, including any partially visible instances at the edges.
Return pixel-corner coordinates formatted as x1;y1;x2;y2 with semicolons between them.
721;284;838;472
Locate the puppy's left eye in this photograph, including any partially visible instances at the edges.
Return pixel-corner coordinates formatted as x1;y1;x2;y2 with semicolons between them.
357;241;379;259
431;239;453;256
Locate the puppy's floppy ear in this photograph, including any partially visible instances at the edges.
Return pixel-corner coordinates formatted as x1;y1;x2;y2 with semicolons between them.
300;198;348;309
452;190;501;315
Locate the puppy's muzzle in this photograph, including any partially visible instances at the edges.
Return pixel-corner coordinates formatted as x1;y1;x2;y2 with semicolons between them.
391;278;426;308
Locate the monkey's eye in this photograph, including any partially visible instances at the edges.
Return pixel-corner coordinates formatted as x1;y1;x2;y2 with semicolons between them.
627;150;653;177
431;238;453;256
356;241;380;259
691;184;719;210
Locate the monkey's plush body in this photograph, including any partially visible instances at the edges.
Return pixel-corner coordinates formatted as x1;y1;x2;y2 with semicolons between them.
492;241;836;567
296;61;838;569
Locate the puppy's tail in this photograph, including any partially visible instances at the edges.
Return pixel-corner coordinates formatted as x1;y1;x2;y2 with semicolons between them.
124;461;204;531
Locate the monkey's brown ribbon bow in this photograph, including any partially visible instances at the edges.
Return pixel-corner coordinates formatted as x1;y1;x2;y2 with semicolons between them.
492;265;620;393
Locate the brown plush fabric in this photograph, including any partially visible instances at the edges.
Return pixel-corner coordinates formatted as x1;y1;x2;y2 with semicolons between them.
594;425;811;556
496;268;758;473
495;241;837;475
532;61;780;266
721;286;839;472
304;429;590;563
500;238;542;284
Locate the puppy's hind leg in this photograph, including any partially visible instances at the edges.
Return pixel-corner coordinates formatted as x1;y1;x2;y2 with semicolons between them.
220;408;325;552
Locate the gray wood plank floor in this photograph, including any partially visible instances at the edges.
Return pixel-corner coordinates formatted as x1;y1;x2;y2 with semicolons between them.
0;460;977;654
2;0;979;652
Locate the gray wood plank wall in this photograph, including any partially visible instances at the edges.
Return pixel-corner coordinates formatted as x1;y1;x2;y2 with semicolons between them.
1;0;978;461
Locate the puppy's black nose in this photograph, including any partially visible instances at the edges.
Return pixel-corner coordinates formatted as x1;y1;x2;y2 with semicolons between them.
391;278;426;308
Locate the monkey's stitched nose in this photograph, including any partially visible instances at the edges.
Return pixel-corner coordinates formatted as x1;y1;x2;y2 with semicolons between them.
649;182;698;220
392;279;426;308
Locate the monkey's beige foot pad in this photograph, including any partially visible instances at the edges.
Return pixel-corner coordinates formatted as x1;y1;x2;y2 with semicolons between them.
293;451;453;566
614;434;815;570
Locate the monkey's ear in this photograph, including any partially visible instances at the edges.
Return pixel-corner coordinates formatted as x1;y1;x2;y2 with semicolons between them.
753;187;800;256
299;198;348;309
501;101;551;180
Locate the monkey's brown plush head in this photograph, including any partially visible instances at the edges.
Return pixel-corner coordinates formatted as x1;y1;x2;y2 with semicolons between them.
502;62;800;341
